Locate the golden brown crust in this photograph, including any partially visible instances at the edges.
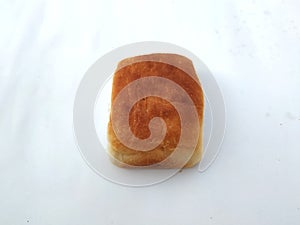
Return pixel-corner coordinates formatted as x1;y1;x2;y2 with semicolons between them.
107;53;204;168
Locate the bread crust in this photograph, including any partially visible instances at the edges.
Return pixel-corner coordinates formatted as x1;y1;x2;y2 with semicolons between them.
107;53;204;168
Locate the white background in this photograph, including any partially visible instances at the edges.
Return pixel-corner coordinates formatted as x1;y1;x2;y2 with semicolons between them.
1;0;300;224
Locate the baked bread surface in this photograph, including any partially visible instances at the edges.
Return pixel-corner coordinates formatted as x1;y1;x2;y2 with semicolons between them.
107;53;204;168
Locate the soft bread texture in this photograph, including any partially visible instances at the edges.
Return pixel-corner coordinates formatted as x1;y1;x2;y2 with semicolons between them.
107;53;204;168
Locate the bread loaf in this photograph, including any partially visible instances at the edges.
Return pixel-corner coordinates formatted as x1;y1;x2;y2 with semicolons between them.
107;53;204;168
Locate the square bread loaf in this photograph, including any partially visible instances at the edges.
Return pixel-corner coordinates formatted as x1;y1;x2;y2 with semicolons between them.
107;53;204;168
